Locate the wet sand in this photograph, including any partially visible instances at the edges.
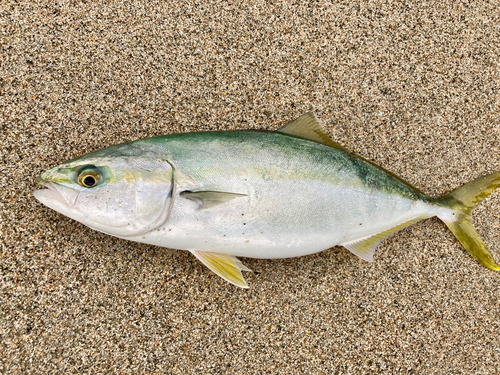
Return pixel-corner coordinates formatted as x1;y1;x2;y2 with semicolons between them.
1;1;500;373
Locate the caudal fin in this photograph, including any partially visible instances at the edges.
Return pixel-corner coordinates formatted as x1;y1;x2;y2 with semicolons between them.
439;171;500;270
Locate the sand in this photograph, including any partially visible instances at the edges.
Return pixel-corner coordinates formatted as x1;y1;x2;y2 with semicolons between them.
1;0;500;373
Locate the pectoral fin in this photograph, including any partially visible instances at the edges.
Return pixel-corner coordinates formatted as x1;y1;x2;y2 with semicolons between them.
180;190;248;209
190;250;252;288
342;218;422;262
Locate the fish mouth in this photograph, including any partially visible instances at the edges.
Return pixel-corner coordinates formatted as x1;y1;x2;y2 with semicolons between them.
33;178;79;207
33;177;116;235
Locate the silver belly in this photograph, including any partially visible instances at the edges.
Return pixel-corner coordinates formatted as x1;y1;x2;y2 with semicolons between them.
132;181;441;259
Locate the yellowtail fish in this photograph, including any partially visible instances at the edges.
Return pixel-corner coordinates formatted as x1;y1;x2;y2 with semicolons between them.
34;113;500;287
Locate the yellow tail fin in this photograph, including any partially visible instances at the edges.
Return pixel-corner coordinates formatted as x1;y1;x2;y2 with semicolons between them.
440;172;500;270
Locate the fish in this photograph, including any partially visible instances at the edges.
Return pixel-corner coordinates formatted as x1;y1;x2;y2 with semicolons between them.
33;113;500;287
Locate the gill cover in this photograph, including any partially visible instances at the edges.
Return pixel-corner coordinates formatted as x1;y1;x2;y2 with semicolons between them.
124;164;176;237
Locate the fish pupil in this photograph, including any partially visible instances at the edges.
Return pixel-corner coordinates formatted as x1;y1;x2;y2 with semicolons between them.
83;176;96;187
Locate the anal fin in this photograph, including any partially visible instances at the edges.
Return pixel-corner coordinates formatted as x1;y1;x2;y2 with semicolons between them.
190;250;252;288
342;218;422;262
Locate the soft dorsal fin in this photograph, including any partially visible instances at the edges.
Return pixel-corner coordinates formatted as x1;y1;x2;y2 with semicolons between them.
277;112;348;152
280;113;427;195
180;190;248;209
190;250;252;288
342;218;423;262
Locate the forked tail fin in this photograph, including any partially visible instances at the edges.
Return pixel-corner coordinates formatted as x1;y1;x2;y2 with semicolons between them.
439;172;500;270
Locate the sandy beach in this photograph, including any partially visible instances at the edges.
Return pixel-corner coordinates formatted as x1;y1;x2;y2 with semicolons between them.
1;1;500;373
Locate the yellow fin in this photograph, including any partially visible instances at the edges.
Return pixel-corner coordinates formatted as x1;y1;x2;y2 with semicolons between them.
277;112;348;152
190;251;252;288
445;217;500;270
180;191;248;209
342;218;422;262
439;171;500;270
442;171;500;214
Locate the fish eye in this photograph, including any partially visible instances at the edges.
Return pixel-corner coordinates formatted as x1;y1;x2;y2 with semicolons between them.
77;167;102;188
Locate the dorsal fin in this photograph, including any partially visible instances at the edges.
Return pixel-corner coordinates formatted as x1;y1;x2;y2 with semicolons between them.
277;112;348;152
279;113;427;194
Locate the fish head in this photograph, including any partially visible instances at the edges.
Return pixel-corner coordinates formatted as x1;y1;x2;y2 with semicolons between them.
33;143;174;237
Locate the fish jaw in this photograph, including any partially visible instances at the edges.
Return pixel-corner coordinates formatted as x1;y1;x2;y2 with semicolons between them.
33;179;127;236
33;180;99;232
33;179;79;209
